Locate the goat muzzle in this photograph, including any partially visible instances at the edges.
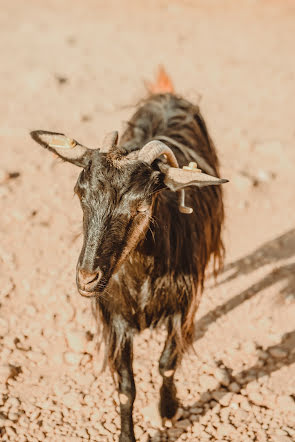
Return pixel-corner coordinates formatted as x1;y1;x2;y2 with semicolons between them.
77;267;103;297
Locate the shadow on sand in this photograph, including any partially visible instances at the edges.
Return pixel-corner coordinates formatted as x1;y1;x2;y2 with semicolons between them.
150;229;295;441
194;228;295;342
151;331;295;441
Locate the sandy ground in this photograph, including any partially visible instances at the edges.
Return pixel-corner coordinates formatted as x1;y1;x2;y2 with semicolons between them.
1;0;295;441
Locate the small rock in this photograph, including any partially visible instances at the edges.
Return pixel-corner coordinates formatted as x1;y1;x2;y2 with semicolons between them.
220;407;231;422
257;350;268;360
87;428;101;438
172;407;183;422
229;382;240;393
0;317;9;335
6;397;20;408
212;390;224;402
213;368;231;387
235;409;249;421
8;411;19;421
164;419;172;428
80;353;92;366
276;429;288;436
175;418;191;429
142;402;162;428
248;392;264;406
200;391;212;404
270;436;292;442
192;422;205;435
243;341;257;354
276;395;295;411
147;427;158;437
216;423;236;438
53;382;70;397
210;399;218;408
220;393;233;407
190;406;203;414
167;428;183;438
269;347;288;359
200;374;218;390
25;305;37;316
83;394;95;406
76;428;90;438
18;415;30;429
0;169;7;183
62;392;81;411
104;421;117;433
64;351;82;366
27;351;46;363
240;397;251;411
285;293;295;304
283;427;295;437
65;329;87;353
256;169;272;183
0;364;11;382
134;425;144;438
55;75;68;85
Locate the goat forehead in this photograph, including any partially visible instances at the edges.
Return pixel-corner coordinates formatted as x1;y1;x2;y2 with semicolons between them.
77;167;154;218
86;158;154;195
90;162;130;187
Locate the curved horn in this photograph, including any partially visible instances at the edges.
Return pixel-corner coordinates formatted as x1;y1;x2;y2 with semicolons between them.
100;131;119;153
138;140;179;168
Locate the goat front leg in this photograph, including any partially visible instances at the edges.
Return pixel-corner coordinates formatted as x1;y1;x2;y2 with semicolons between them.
158;323;179;420
114;339;136;442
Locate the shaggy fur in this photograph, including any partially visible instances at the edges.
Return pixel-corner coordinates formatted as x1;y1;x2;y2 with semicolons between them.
31;87;225;442
94;93;224;367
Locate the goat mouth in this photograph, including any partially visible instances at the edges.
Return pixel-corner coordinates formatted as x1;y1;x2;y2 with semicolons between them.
78;289;99;298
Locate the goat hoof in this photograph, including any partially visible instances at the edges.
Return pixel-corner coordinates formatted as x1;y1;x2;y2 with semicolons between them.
160;399;179;420
119;433;136;442
159;384;179;419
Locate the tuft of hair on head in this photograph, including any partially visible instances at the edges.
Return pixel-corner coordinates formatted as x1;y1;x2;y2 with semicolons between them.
145;65;174;95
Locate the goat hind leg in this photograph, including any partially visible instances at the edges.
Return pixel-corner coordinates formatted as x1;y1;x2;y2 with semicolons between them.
114;339;136;442
158;326;178;419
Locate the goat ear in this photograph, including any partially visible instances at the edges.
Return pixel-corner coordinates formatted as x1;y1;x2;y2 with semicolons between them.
163;166;229;191
100;131;119;153
30;130;91;167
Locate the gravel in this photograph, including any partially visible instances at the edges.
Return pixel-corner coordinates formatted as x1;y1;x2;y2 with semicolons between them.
1;1;295;441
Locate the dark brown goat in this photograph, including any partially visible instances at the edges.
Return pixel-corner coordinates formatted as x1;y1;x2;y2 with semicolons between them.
30;73;228;442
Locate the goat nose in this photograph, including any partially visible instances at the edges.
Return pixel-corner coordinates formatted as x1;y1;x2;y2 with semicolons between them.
78;268;102;291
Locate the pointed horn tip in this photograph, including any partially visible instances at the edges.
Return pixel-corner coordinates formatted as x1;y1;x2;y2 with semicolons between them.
221;179;229;184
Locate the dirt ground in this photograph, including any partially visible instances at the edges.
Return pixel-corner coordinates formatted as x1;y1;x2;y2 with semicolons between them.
1;0;295;441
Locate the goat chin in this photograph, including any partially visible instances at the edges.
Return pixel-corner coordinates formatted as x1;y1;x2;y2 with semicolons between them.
78;289;97;298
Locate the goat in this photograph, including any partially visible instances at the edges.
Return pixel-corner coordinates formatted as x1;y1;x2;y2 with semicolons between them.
30;69;228;442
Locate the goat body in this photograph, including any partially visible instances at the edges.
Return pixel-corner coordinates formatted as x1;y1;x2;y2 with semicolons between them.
31;74;226;442
97;92;224;361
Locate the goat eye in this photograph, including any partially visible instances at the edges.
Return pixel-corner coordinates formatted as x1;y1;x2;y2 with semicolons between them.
137;204;150;213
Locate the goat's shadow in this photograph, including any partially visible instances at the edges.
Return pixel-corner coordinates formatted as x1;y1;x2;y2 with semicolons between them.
194;228;295;342
150;330;295;441
150;228;295;441
220;228;295;285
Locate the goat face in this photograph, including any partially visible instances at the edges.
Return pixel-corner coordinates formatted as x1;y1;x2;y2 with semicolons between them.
30;130;228;298
74;153;161;297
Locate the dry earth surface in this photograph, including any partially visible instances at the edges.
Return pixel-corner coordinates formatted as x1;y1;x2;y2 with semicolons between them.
0;0;295;441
